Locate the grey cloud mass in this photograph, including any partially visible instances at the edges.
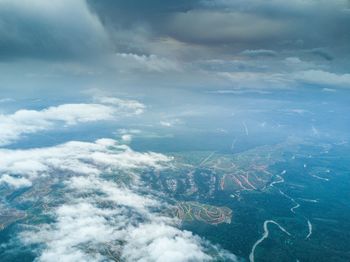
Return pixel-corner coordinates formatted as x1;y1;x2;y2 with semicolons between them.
86;0;350;89
0;0;111;60
87;0;350;55
0;0;349;89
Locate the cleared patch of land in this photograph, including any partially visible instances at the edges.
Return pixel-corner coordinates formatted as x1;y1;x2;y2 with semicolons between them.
174;201;232;225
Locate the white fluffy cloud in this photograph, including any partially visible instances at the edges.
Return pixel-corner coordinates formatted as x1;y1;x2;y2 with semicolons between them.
24;202;120;262
0;97;145;146
13;138;237;261
122;223;212;262
215;64;350;89
0;138;168;188
294;70;350;87
0;174;32;188
114;53;182;72
0;96;237;261
160;118;182;128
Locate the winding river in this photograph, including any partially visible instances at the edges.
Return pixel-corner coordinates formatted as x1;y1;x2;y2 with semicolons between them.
249;220;291;262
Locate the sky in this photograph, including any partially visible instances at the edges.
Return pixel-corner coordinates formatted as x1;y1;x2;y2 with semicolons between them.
0;0;350;97
0;1;350;261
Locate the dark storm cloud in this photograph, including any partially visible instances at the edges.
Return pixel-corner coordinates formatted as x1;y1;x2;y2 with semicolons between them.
0;0;111;61
87;0;199;25
1;0;349;62
1;0;349;90
87;0;350;58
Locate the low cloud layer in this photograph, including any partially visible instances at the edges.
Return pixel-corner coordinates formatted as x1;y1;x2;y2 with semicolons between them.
0;138;167;188
0;93;237;260
0;137;238;261
0;97;144;146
